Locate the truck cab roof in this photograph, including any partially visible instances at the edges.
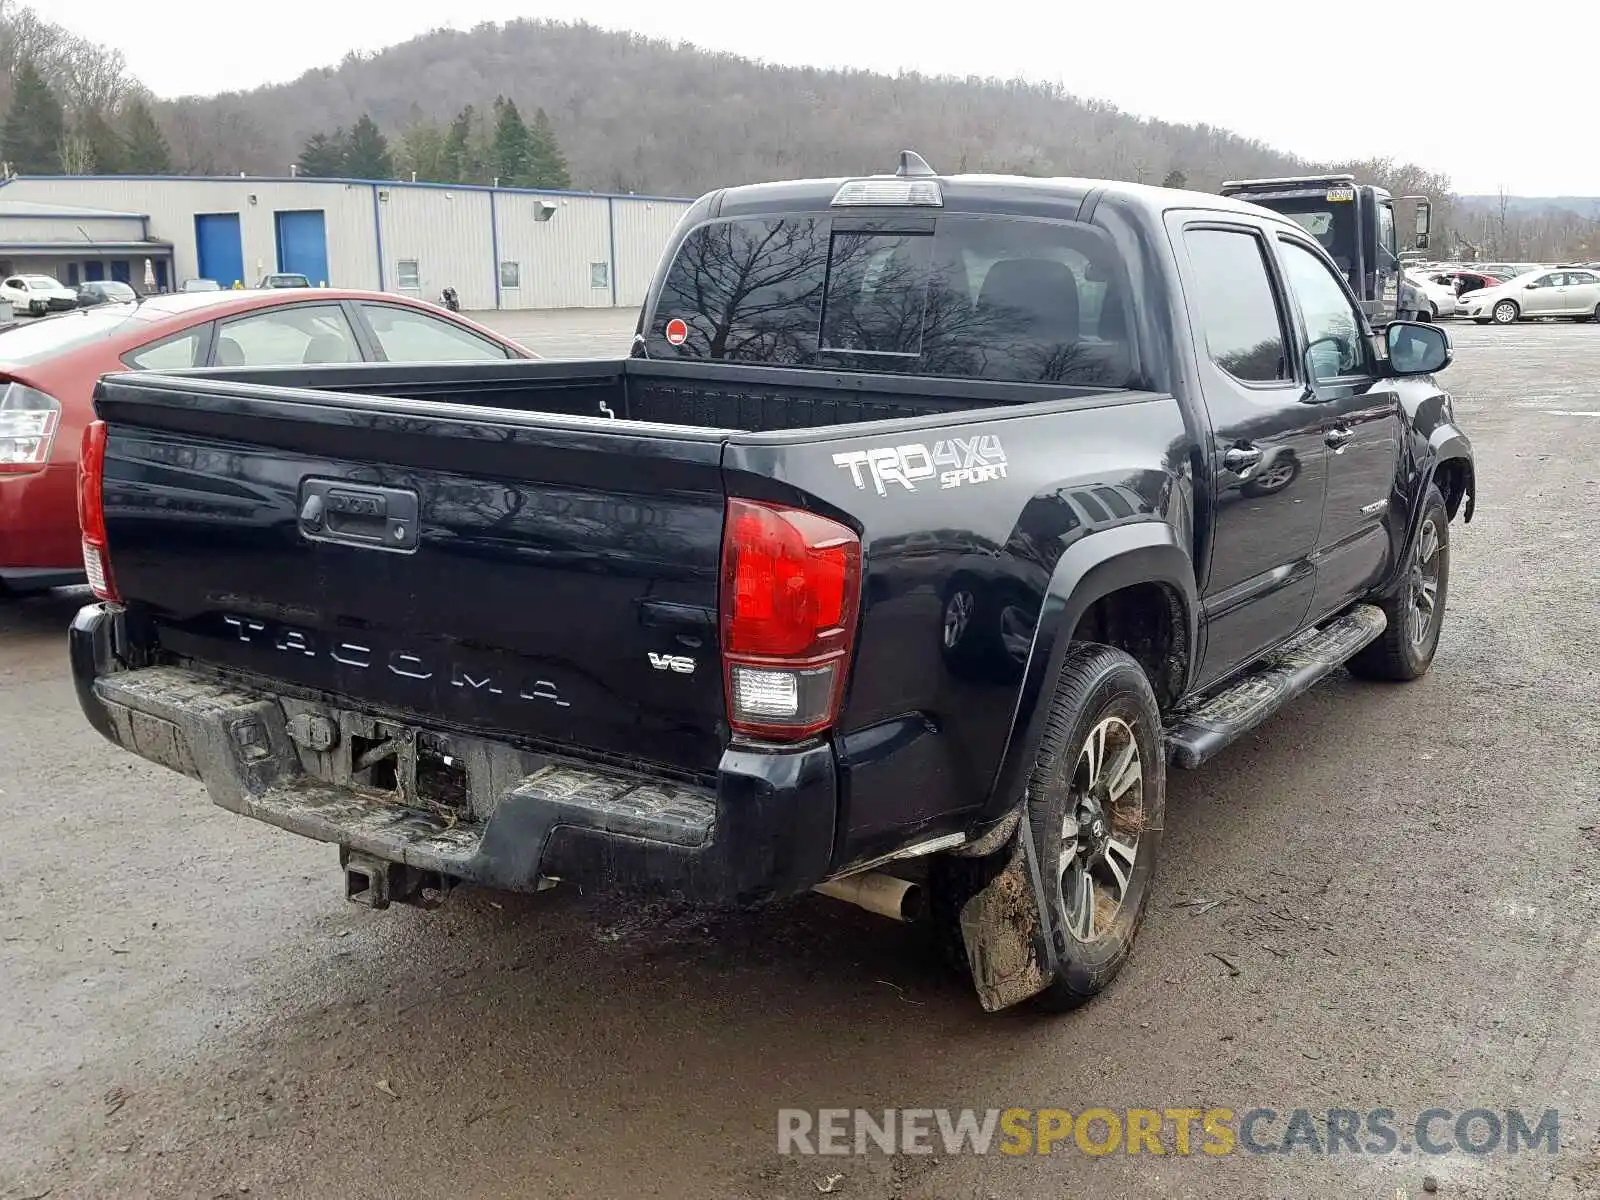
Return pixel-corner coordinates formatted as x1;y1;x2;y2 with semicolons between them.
708;167;1303;229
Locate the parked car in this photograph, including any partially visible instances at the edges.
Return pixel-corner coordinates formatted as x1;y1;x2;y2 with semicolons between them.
1;274;77;316
1411;273;1461;319
0;289;534;593
71;158;1474;1015
1456;268;1600;324
179;278;221;293
74;280;139;308
258;273;313;289
1442;269;1508;296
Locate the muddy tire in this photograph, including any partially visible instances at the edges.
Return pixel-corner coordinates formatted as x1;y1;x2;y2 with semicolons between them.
1025;644;1166;1011
1348;484;1450;682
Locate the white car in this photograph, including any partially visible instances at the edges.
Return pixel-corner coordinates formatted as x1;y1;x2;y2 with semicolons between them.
1411;273;1462;319
0;273;78;316
1457;268;1600;325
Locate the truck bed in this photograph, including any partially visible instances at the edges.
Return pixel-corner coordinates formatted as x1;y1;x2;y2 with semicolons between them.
163;356;1122;433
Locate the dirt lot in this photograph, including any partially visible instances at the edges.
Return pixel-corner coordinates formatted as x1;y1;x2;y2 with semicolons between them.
2;315;1597;1200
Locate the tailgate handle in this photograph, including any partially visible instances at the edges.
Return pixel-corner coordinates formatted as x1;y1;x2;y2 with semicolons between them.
298;479;420;554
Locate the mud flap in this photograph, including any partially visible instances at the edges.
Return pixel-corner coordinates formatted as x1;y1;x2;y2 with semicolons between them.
956;801;1058;1012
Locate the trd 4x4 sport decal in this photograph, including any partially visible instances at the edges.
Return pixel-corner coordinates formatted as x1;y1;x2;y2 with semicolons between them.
832;435;1008;496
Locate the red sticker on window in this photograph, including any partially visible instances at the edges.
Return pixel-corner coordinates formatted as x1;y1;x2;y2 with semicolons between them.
665;318;689;345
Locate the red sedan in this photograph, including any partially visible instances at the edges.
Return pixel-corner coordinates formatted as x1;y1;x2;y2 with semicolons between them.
0;289;533;593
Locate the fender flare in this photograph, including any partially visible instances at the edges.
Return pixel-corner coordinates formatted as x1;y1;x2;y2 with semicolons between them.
978;522;1197;828
1381;431;1474;597
1427;432;1475;523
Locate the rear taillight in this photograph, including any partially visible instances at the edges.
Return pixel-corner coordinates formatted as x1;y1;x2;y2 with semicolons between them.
0;381;61;474
721;499;861;741
77;419;119;601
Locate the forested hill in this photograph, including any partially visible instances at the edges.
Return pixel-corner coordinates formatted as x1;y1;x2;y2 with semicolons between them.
157;19;1324;196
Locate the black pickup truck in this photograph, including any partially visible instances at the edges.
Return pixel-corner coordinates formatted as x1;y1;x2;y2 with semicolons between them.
71;154;1474;1013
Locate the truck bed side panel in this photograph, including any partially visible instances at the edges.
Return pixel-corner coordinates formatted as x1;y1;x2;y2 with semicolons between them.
724;389;1191;866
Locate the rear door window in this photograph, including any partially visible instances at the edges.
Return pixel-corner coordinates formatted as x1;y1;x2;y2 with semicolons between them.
648;213;1135;386
1182;228;1290;383
215;304;360;366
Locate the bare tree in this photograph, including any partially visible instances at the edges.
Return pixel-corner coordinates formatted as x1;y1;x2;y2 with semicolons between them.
58;130;93;173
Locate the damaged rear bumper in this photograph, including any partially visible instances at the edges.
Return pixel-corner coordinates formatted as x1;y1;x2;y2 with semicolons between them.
71;603;836;906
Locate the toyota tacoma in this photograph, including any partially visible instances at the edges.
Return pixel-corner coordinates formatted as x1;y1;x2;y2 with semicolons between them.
71;154;1474;1013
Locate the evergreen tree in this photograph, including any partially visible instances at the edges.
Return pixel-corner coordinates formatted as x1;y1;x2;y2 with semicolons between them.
490;96;533;186
398;118;448;182
343;114;393;180
442;105;475;182
1161;168;1188;189
2;59;65;174
79;108;124;174
120;99;172;173
297;129;347;177
527;108;571;190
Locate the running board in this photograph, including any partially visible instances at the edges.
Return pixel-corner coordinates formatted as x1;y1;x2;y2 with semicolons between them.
1165;604;1386;769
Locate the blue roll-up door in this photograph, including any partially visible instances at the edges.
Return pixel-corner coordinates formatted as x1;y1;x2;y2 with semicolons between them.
195;213;244;286
274;210;329;285
84;261;105;282
110;261;131;283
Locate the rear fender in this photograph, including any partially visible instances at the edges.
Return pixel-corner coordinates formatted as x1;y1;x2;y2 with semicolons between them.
979;522;1197;830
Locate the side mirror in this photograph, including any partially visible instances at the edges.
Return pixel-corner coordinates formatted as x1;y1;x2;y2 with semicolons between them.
1414;201;1431;250
1385;321;1451;376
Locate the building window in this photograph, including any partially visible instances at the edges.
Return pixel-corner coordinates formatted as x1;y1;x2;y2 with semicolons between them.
500;261;520;289
590;261;609;290
396;260;420;291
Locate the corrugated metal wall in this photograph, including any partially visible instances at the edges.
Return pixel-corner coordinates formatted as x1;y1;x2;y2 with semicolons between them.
495;193;613;309
376;185;495;310
0;177;693;310
611;199;694;306
0;215;144;242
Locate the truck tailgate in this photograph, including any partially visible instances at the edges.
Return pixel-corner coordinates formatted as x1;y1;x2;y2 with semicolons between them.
94;373;730;778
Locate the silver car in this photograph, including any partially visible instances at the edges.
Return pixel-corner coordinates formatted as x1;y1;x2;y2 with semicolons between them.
1456;268;1600;324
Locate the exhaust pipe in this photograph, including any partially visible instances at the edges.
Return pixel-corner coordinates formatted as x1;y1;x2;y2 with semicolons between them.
813;872;924;923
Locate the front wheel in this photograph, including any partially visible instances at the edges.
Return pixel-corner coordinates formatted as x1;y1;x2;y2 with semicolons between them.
1491;300;1520;325
1026;644;1166;1012
1348;484;1450;682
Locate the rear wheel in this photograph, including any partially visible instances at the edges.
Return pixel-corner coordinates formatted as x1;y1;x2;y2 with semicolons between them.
1026;645;1166;1011
1348;484;1450;682
1491;299;1520;325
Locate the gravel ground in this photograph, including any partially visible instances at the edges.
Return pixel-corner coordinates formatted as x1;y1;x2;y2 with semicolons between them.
1;314;1596;1200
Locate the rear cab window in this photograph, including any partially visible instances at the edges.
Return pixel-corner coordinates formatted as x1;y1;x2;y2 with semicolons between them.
645;212;1137;387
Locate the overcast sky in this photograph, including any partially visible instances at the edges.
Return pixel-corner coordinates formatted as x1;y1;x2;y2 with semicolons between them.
38;0;1596;196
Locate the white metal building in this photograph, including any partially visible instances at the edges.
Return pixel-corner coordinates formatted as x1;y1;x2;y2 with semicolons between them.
0;175;694;311
0;197;177;290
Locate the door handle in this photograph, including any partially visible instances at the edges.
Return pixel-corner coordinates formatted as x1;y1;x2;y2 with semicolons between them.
1324;427;1354;451
1223;445;1263;473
